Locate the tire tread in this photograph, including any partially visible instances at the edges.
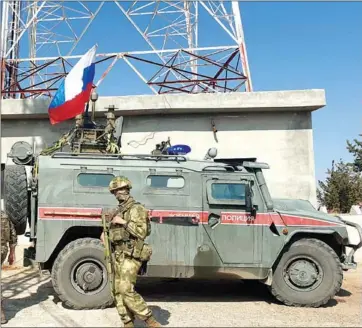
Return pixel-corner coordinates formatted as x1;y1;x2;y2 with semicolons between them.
4;165;28;235
51;237;113;310
271;238;343;308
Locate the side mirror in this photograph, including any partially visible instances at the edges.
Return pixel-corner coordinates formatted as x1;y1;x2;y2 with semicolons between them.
245;184;257;218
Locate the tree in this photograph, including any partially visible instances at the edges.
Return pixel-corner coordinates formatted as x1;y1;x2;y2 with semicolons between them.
346;137;362;172
317;159;362;213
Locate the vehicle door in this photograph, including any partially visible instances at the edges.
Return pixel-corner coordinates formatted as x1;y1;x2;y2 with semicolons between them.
202;173;263;264
140;169;203;276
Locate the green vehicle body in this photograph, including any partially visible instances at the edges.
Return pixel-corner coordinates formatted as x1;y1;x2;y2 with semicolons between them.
4;149;362;310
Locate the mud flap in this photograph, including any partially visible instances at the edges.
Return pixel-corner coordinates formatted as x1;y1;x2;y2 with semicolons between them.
23;246;36;267
260;268;273;286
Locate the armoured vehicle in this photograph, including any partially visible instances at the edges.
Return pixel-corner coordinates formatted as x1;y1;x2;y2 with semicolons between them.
3;98;362;311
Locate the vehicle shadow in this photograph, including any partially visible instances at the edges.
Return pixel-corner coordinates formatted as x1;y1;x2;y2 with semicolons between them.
137;276;275;303
1;267;352;325
136;276;350;308
333;287;353;303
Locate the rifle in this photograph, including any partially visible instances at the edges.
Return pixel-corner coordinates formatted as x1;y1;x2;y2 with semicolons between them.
101;210;116;300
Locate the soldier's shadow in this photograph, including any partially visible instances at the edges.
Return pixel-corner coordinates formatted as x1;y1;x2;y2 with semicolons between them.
133;306;170;327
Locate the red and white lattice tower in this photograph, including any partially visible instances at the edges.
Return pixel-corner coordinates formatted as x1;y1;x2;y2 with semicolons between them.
0;1;253;99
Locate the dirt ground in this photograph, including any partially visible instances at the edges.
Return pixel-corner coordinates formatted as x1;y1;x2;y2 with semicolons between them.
1;264;361;327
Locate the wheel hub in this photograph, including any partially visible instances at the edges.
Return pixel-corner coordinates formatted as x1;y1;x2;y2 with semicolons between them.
75;263;103;292
284;256;323;291
288;260;318;287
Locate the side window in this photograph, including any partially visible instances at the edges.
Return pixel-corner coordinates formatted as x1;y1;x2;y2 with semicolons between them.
77;173;114;188
146;175;185;189
211;183;246;201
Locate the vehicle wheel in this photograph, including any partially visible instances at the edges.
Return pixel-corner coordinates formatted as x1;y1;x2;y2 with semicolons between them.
4;165;28;235
270;238;343;308
51;238;113;310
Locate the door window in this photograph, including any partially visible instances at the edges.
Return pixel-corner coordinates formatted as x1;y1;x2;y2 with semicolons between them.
211;183;246;201
206;180;248;206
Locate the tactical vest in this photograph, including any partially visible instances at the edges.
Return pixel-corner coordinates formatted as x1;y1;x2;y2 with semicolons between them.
109;200;152;262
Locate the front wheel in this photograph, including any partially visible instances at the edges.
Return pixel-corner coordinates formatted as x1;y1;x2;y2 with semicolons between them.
270;238;343;307
51;238;113;310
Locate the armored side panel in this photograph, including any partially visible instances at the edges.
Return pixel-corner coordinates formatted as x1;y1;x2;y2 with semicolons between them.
35;154;116;262
35;152;353;280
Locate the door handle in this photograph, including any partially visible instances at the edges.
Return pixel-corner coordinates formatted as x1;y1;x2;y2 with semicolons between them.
208;213;221;229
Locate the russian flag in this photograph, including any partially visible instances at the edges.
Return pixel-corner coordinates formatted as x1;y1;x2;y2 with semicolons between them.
48;45;97;125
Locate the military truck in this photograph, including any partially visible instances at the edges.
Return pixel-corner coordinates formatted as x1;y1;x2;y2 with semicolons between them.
3;101;362;311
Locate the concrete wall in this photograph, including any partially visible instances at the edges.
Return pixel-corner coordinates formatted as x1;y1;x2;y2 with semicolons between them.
1;89;326;118
2;110;317;205
1;90;326;206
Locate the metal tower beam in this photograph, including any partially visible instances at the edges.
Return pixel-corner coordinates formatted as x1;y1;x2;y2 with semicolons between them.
1;1;253;99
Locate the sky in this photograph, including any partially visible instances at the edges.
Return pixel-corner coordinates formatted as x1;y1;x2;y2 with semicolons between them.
17;1;362;183
240;2;362;180
237;1;362;184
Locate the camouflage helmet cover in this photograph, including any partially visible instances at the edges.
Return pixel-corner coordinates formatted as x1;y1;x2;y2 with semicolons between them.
109;176;132;192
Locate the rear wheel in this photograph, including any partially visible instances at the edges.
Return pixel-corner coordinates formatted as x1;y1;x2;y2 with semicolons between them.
270;238;343;307
51;238;113;310
4;165;28;235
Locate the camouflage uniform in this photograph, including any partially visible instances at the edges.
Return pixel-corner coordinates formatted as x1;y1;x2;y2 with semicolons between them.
1;210;18;324
104;176;161;328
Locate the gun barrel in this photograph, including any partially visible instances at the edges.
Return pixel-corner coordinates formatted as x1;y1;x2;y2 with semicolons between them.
101;211;115;299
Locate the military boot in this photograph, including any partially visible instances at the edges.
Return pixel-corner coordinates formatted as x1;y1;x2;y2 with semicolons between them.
123;321;134;328
145;315;161;328
1;301;7;324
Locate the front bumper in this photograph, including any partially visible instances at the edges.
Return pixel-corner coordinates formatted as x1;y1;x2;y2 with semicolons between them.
338;218;362;270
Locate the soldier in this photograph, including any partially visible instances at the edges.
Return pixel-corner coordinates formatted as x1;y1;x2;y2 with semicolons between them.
1;210;17;324
75;113;84;128
101;176;161;328
104;109;116;134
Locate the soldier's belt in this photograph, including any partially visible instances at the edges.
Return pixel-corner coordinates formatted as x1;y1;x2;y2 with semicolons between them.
112;239;151;262
113;240;132;251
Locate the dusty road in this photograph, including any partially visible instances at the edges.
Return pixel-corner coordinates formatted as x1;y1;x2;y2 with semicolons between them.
1;264;362;327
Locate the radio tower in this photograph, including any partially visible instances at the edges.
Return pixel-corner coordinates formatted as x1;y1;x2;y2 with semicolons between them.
0;1;253;99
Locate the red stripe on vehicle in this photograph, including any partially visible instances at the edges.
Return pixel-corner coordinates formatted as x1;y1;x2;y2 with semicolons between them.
38;207;102;220
148;210;209;224
280;214;341;227
269;213;286;226
220;212;267;225
38;207;341;227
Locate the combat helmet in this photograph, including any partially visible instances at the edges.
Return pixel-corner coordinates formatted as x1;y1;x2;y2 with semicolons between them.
109;176;132;192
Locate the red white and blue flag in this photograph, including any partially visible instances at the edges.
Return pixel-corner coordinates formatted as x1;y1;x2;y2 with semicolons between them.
48;45;97;125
